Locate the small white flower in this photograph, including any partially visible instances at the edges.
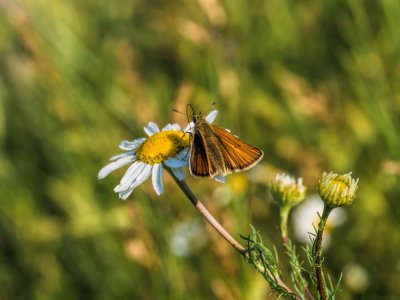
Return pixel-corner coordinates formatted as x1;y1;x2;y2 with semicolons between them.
292;195;347;247
98;122;190;200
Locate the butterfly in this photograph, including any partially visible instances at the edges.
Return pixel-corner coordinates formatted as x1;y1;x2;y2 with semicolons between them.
185;104;264;178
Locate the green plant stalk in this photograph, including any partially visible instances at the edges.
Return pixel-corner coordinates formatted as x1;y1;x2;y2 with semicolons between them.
280;206;315;300
167;168;296;298
313;205;333;300
280;205;291;244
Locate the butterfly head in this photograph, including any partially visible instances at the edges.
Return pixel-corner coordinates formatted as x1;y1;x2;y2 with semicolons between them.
186;104;202;124
186;102;215;125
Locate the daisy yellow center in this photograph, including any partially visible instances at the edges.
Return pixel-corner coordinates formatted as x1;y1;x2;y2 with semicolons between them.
136;131;190;165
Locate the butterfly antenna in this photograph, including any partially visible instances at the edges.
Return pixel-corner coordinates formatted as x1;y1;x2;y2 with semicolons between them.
172;108;186;116
204;101;216;115
173;106;192;133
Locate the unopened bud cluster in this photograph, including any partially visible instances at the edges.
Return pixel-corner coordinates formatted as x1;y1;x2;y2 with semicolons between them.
318;172;359;207
271;173;306;207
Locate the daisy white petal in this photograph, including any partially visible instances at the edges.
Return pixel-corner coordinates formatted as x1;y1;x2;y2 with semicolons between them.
118;186;136;200
114;161;146;193
144;122;160;136
162;123;181;131
109;152;135;161
205;110;218;123
115;161;146;191
214;176;226;183
165;157;188;168
132;164;153;187
170;167;185;181
165;148;189;168
98;156;134;179
152;163;163;195
115;163;152;193
183;122;194;133
176;147;190;159
119;138;146;150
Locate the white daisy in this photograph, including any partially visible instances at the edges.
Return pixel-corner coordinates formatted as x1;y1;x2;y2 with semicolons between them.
292;195;347;248
98;122;190;200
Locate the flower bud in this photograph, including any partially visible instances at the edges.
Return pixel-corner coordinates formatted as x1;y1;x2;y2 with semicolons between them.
271;173;306;207
318;172;359;207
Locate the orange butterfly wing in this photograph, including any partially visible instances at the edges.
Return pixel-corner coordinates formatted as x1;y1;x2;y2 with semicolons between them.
189;131;213;177
210;124;263;173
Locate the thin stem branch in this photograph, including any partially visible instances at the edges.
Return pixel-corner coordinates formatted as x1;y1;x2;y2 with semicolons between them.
280;205;291;245
170;173;246;255
167;169;296;297
313;205;333;300
314;228;325;300
282;240;315;300
280;206;315;300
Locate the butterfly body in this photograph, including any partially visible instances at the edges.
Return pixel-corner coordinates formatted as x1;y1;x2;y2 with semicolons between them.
189;112;264;178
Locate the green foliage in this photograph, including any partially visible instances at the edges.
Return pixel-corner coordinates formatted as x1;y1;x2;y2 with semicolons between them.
286;242;308;299
1;0;400;299
241;226;295;298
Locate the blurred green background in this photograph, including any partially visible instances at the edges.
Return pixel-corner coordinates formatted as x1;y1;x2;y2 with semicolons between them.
1;0;400;299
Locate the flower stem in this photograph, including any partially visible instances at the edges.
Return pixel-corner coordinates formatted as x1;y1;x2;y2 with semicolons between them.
280;205;291;245
167;169;296;297
280;206;315;300
169;173;246;255
313;205;333;300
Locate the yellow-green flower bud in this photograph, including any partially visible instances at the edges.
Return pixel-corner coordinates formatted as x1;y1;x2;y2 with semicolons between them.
318;172;359;207
271;173;306;207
